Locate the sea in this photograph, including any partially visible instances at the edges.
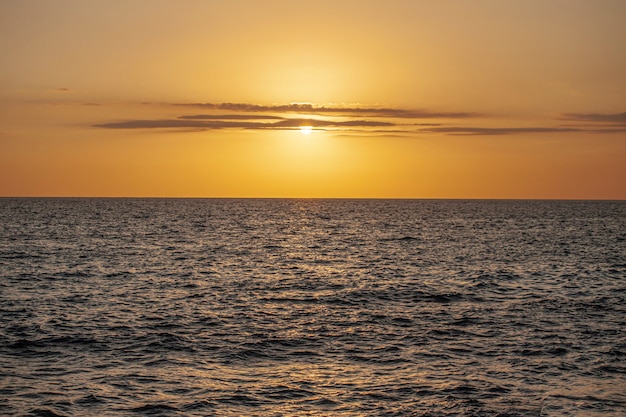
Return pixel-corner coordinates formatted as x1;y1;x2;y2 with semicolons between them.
0;198;624;417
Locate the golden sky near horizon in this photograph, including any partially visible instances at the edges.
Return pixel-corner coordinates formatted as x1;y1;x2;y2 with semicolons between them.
1;0;625;198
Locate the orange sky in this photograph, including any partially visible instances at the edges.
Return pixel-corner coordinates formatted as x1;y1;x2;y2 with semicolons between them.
1;0;625;198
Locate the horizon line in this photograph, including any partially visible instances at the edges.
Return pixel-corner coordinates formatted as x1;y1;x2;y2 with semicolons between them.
1;196;624;202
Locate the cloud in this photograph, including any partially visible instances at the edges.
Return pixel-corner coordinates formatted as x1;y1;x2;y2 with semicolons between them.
272;118;393;128
173;102;478;119
178;114;283;120
95;119;270;129
98;103;399;129
419;126;582;136
92;102;479;133
94;114;626;136
94;117;393;130
587;128;626;134
561;112;626;124
95;103;626;136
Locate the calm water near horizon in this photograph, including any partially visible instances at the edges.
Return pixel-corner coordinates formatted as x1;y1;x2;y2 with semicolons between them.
1;198;625;416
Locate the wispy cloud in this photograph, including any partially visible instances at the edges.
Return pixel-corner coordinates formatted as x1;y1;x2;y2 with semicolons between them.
274;118;393;128
92;102;626;136
95;102;476;133
94;117;393;130
418;126;582;136
179;114;282;120
172;102;478;119
95;119;262;129
561;112;626;124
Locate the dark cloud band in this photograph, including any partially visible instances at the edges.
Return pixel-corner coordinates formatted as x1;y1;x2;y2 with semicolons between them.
419;127;582;136
561;112;626;124
173;102;478;119
93;102;626;136
95;117;393;130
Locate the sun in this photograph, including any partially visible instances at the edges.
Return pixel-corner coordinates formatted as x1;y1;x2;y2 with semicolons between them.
299;126;313;135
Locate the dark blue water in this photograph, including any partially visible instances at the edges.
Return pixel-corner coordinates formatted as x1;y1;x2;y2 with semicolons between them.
1;199;625;416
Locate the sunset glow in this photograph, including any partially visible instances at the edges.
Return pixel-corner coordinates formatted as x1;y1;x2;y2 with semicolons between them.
2;3;625;413
0;1;625;199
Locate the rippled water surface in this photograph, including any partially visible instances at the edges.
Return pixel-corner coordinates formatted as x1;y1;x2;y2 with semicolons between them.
1;198;625;416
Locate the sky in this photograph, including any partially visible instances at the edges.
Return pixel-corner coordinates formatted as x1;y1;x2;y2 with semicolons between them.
1;0;625;198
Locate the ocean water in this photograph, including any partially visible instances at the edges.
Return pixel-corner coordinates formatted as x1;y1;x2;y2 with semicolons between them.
0;198;625;417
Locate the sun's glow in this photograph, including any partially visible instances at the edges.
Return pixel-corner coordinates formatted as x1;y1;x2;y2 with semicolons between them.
299;126;313;135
